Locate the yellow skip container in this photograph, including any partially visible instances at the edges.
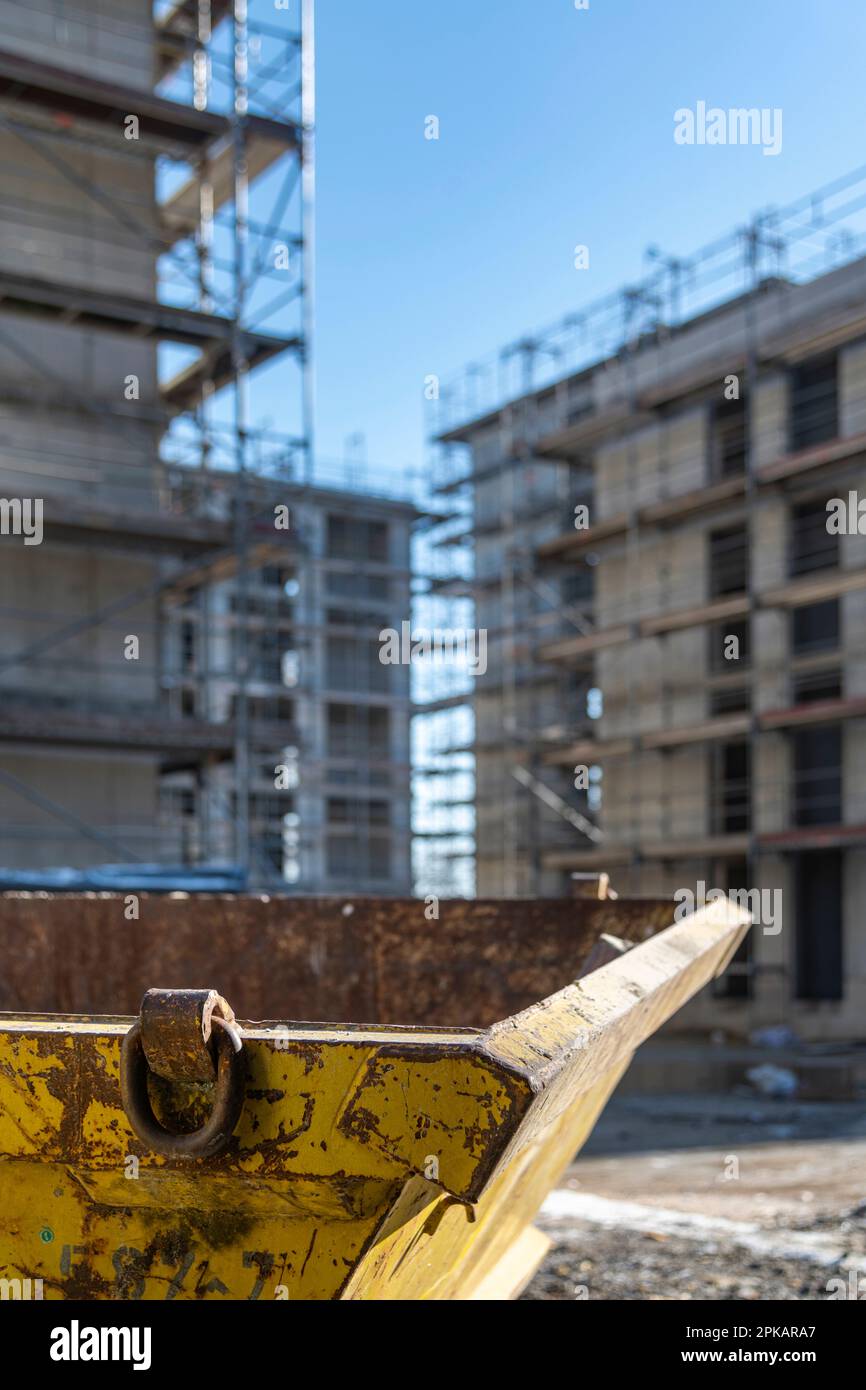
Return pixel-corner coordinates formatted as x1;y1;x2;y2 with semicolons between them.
0;890;748;1300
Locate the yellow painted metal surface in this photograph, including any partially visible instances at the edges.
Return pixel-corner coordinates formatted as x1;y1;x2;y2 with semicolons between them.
0;899;749;1300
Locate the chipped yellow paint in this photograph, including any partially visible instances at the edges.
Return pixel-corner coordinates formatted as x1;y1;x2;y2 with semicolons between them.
0;900;750;1299
336;1047;529;1198
0;1160;389;1301
342;1051;633;1300
0;1032;68;1157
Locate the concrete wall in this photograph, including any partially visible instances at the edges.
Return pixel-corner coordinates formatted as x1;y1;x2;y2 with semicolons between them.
0;1;163;873
0;1;154;89
0;747;160;868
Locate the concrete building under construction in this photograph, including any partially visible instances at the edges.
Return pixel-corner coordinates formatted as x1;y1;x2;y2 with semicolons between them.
0;0;413;893
429;168;866;1043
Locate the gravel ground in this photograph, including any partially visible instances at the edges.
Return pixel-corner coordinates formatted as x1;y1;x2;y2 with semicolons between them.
521;1094;866;1301
522;1220;864;1300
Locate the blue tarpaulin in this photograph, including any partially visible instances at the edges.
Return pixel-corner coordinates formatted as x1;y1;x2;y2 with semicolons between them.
0;863;247;893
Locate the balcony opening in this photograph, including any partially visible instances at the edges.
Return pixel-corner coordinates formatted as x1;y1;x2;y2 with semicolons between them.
327;703;390;760
710;396;747;479
792;725;841;826
794;849;843;1000
789;355;838;452
713;857;753;999
791;668;842;706
712;740;751;833
326;514;389;563
789;498;839;577
709;685;750;716
562;567;593;604
791;598;839;655
708;524;748;598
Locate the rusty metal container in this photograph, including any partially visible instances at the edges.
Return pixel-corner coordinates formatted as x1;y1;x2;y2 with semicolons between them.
0;890;749;1300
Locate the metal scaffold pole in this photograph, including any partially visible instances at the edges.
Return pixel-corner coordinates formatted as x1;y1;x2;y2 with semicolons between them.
232;0;251;876
301;0;316;485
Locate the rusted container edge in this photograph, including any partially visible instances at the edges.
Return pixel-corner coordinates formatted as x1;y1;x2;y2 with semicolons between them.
0;892;679;1029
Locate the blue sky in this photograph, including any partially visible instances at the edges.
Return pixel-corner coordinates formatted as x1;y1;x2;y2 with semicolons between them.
254;0;866;489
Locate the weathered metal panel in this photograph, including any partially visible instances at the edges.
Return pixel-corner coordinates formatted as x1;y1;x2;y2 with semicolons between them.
0;892;678;1026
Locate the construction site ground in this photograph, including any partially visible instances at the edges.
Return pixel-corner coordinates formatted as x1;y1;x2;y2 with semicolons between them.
524;1092;866;1301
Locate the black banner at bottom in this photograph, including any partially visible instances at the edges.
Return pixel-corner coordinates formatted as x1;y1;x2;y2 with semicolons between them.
5;1293;860;1376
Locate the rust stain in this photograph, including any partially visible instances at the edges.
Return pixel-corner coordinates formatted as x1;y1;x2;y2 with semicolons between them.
0;892;680;1029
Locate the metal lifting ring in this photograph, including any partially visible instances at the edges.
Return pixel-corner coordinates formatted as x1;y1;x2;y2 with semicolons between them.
120;1013;246;1160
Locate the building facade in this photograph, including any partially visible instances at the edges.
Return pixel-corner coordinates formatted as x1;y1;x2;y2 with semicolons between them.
435;227;866;1041
0;0;413;893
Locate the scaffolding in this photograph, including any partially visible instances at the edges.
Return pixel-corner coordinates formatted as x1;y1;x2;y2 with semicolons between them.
423;163;866;921
0;1;415;893
410;434;475;897
0;0;310;883
414;404;598;898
